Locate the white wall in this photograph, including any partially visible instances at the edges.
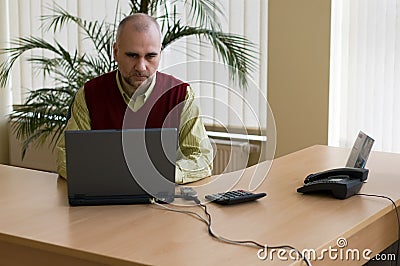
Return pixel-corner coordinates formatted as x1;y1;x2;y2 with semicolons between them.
8;121;56;172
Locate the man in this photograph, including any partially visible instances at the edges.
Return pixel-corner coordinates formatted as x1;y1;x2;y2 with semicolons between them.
56;13;213;184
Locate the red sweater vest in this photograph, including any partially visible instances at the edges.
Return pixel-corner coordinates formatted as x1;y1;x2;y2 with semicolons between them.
84;71;188;130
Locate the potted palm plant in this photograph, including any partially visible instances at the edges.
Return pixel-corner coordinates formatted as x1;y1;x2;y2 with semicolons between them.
0;0;258;158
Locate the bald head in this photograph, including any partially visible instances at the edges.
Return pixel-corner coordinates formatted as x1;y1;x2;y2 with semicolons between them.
116;13;162;43
113;13;162;94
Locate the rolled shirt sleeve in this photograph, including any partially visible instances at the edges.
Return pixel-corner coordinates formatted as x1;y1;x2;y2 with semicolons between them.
175;86;213;183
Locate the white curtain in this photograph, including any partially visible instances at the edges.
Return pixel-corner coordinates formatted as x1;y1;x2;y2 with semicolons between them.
160;0;268;130
5;0;130;104
2;0;268;131
0;0;12;163
329;0;400;153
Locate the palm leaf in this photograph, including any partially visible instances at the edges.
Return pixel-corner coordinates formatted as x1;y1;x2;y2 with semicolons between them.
10;86;73;156
41;4;117;72
0;37;66;87
130;0;162;15
183;0;224;30
162;21;258;88
129;0;142;13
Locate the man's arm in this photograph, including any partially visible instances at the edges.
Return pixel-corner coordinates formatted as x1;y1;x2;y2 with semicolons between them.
175;86;214;184
56;87;91;179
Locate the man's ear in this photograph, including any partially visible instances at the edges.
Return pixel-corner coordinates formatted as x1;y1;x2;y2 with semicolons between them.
113;42;118;61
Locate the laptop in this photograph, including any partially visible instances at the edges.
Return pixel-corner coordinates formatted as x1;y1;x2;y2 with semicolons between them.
65;128;177;206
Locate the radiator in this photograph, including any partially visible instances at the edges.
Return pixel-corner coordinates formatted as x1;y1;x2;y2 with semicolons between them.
210;138;255;175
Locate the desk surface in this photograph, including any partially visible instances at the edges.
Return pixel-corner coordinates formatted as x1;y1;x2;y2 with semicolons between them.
0;145;399;266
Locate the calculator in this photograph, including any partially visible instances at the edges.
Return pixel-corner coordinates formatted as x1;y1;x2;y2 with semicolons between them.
205;190;267;205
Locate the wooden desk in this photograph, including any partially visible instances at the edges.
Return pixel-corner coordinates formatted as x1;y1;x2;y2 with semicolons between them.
0;145;399;266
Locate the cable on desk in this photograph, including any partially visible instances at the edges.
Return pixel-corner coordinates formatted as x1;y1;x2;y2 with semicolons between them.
150;197;311;266
150;198;208;224
356;193;400;266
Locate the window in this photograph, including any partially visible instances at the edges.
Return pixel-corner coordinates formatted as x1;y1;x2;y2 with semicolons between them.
329;0;400;153
2;0;268;133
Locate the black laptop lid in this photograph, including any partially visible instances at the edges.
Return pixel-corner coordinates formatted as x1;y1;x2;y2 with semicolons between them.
65;128;177;206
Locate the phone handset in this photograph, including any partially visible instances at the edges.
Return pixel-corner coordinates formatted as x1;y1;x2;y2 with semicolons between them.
304;167;369;184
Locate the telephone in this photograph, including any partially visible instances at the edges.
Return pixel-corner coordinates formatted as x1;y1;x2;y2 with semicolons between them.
297;167;369;199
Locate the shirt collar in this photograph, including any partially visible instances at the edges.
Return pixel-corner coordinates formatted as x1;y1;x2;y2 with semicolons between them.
116;71;157;104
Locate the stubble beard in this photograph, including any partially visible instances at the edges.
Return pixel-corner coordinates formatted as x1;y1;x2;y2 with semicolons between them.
125;73;155;91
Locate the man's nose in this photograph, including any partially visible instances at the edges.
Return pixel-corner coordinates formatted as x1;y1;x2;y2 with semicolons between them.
135;58;146;72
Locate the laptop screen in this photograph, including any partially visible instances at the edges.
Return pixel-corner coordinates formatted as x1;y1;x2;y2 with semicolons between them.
65;128;178;206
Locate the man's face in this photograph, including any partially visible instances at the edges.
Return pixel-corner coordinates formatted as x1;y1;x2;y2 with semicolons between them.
113;24;161;90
